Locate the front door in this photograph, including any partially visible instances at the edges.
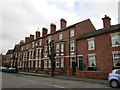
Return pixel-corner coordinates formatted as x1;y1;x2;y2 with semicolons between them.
78;56;83;70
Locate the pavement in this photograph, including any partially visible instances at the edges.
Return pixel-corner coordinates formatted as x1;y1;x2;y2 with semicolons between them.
18;71;108;85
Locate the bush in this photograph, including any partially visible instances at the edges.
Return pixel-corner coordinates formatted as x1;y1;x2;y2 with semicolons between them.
87;67;97;71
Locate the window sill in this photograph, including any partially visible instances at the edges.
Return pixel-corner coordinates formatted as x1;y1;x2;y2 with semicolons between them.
111;45;120;47
88;49;95;51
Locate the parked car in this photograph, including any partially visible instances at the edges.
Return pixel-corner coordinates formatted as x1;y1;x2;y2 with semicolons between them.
0;66;8;72
7;67;17;73
108;69;120;88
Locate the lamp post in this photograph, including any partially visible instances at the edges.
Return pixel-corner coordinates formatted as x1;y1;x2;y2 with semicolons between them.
46;40;55;77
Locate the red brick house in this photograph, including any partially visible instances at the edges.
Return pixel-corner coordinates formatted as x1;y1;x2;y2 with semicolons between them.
5;15;120;79
76;15;120;79
17;18;96;74
5;49;14;67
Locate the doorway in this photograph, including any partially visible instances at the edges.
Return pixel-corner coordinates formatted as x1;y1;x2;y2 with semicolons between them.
70;57;77;75
78;56;83;70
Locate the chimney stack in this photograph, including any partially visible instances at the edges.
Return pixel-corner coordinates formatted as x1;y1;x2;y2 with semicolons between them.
60;18;67;29
19;40;24;46
25;37;29;43
36;31;40;39
50;23;56;33
102;15;111;28
42;27;48;36
30;34;34;41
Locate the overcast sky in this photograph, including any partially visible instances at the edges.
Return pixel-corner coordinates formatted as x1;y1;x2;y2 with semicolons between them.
0;0;119;54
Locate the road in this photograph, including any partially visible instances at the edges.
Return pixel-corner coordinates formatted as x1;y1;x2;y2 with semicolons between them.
2;72;111;88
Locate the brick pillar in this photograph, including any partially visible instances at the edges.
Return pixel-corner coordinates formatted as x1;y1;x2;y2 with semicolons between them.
68;67;73;76
76;67;79;77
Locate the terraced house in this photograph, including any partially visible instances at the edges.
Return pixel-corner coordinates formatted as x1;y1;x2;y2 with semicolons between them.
5;15;120;79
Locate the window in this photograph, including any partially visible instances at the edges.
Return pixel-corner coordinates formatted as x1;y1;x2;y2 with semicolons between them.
70;42;75;51
56;44;59;52
39;39;42;46
88;39;95;50
56;58;59;68
116;70;120;74
44;60;47;68
88;55;96;67
58;33;63;40
70;29;74;37
39;60;41;67
113;52;120;67
61;58;64;68
32;50;34;59
61;44;64;52
21;46;23;50
48;60;51;68
32;42;34;48
36;49;38;57
48;37;51;43
44;46;47;53
26;44;28;49
111;34;120;47
36;60;38;67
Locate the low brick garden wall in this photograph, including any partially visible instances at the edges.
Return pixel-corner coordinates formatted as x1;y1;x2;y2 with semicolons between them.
76;68;109;79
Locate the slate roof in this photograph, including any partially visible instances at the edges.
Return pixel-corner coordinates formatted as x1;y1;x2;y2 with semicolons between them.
6;49;14;54
22;19;92;45
76;24;120;40
14;44;21;52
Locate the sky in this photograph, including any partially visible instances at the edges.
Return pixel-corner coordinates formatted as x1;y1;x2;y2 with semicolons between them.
0;0;119;54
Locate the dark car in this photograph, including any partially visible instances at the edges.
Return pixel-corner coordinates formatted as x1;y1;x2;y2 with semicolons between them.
7;67;17;73
108;69;120;88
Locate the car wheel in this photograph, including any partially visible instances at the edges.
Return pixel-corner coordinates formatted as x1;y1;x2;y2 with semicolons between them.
110;80;119;88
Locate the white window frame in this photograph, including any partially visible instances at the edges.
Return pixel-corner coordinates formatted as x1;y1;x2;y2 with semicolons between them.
28;61;30;67
70;29;74;37
61;44;64;52
44;60;47;68
48;59;51;68
70;57;75;67
32;42;34;48
44;46;47;53
21;46;23;50
111;34;120;47
26;44;28;49
70;41;75;52
36;49;38;57
39;39;42;46
39;60;41;67
88;55;96;67
88;39;95;50
56;58;59;68
48;36;51;43
61;58;64;68
58;33;63;40
36;60;38;67
56;44;59;52
32;50;34;59
112;52;120;67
